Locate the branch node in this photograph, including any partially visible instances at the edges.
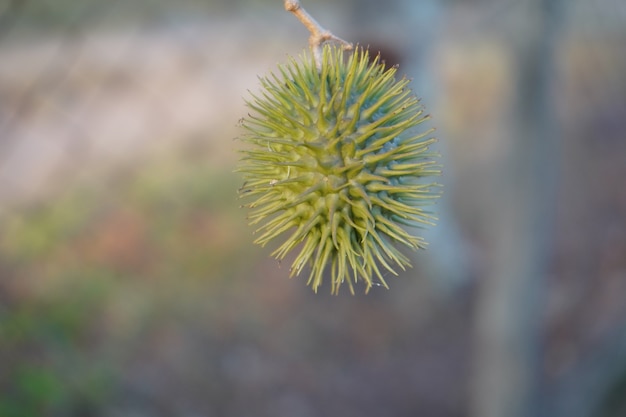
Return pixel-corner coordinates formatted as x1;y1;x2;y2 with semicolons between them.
284;0;353;70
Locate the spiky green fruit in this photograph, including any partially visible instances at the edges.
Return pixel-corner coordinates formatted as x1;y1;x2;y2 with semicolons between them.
238;45;440;294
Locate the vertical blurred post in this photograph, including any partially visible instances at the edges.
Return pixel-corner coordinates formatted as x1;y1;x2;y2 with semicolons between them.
401;0;472;294
471;0;563;417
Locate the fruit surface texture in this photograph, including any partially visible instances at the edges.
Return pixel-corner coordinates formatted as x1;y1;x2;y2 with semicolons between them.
238;45;440;294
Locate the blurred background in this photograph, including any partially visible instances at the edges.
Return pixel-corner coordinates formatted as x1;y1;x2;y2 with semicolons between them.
1;0;625;416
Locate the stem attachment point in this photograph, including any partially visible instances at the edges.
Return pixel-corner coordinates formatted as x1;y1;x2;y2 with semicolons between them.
284;0;353;70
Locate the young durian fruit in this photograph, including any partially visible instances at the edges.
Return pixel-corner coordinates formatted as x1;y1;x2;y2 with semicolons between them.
238;45;440;294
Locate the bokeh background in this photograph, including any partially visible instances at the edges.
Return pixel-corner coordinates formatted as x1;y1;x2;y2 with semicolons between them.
1;0;625;416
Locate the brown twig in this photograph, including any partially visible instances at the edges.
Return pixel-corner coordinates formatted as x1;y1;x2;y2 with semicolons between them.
284;0;353;70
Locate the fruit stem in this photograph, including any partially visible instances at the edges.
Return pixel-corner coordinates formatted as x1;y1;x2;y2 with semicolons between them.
284;0;353;70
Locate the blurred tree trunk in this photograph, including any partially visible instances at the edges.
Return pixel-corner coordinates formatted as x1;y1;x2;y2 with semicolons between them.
401;0;472;295
471;1;564;417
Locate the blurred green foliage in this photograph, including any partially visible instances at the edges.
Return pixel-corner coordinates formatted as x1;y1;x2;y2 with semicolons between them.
0;155;254;416
0;269;115;416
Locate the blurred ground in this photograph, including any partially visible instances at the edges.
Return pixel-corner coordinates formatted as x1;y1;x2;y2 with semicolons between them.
1;1;626;417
